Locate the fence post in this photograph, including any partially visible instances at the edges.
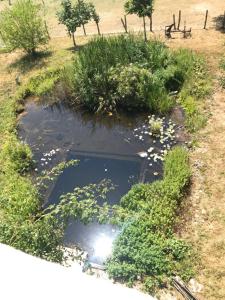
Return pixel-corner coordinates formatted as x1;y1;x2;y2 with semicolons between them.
177;10;181;30
204;9;208;29
173;14;176;29
149;13;153;32
125;15;127;32
121;15;128;33
223;11;225;30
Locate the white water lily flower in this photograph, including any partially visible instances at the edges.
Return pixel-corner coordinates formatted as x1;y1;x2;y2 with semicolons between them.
137;151;148;158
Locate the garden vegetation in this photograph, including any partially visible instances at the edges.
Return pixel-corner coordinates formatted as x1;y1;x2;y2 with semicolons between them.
63;34;210;120
0;25;211;295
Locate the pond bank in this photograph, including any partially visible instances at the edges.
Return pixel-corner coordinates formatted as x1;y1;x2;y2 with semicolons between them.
18;99;186;264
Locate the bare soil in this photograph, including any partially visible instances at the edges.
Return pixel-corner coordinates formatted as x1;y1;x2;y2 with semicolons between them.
0;0;225;37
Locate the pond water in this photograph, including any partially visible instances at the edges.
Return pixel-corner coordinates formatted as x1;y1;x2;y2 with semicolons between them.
18;101;184;264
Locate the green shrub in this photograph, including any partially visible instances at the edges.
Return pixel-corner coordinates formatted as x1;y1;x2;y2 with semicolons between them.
107;147;192;292
108;64;173;113
64;34;190;113
0;0;49;55
107;219;193;293
0;137;33;174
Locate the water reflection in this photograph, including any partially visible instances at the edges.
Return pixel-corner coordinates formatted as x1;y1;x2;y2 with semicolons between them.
18;100;173;264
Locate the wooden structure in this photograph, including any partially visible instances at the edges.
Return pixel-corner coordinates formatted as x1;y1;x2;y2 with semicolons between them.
165;23;192;39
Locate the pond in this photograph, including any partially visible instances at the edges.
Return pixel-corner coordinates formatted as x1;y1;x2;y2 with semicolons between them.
18;100;185;265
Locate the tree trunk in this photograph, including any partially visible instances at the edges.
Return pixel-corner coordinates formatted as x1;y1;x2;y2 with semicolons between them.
82;24;87;36
143;16;147;42
72;32;76;47
96;21;101;35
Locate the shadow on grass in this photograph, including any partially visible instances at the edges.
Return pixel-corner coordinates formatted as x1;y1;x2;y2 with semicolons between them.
65;44;85;52
9;50;53;74
212;15;225;33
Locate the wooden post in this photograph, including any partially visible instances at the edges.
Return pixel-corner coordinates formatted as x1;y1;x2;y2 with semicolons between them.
177;10;181;30
223;11;225;30
125;15;127;32
183;20;186;38
143;16;147;42
149;13;153;32
8;0;12;5
204;9;208;29
121;15;128;33
173;14;176;30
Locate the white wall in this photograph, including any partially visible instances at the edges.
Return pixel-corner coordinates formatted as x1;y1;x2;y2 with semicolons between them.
0;243;155;300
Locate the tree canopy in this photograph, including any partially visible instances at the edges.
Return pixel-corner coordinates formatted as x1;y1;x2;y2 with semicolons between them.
124;0;154;17
124;0;154;41
57;0;100;46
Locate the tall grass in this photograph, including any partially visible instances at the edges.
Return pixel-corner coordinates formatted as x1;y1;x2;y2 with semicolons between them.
64;34;190;113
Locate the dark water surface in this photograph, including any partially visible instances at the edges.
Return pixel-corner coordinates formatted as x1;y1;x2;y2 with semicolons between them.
18;101;173;264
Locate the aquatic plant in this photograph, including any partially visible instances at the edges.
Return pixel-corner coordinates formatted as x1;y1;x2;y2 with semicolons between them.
63;34;190;113
148;116;162;136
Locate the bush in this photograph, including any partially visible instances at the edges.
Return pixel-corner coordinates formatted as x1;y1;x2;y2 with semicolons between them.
0;137;33;174
0;0;49;55
64;34;190;113
107;219;192;293
107;147;193;292
108;64;173;113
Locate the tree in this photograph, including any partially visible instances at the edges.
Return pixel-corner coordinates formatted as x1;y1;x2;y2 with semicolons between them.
57;0;90;46
89;3;101;35
124;0;154;41
57;0;100;46
0;0;49;55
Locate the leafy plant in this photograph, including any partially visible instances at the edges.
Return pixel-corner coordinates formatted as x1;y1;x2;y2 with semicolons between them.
0;137;33;174
64;34;191;113
106;147;193;293
0;0;49;55
149;118;162;136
